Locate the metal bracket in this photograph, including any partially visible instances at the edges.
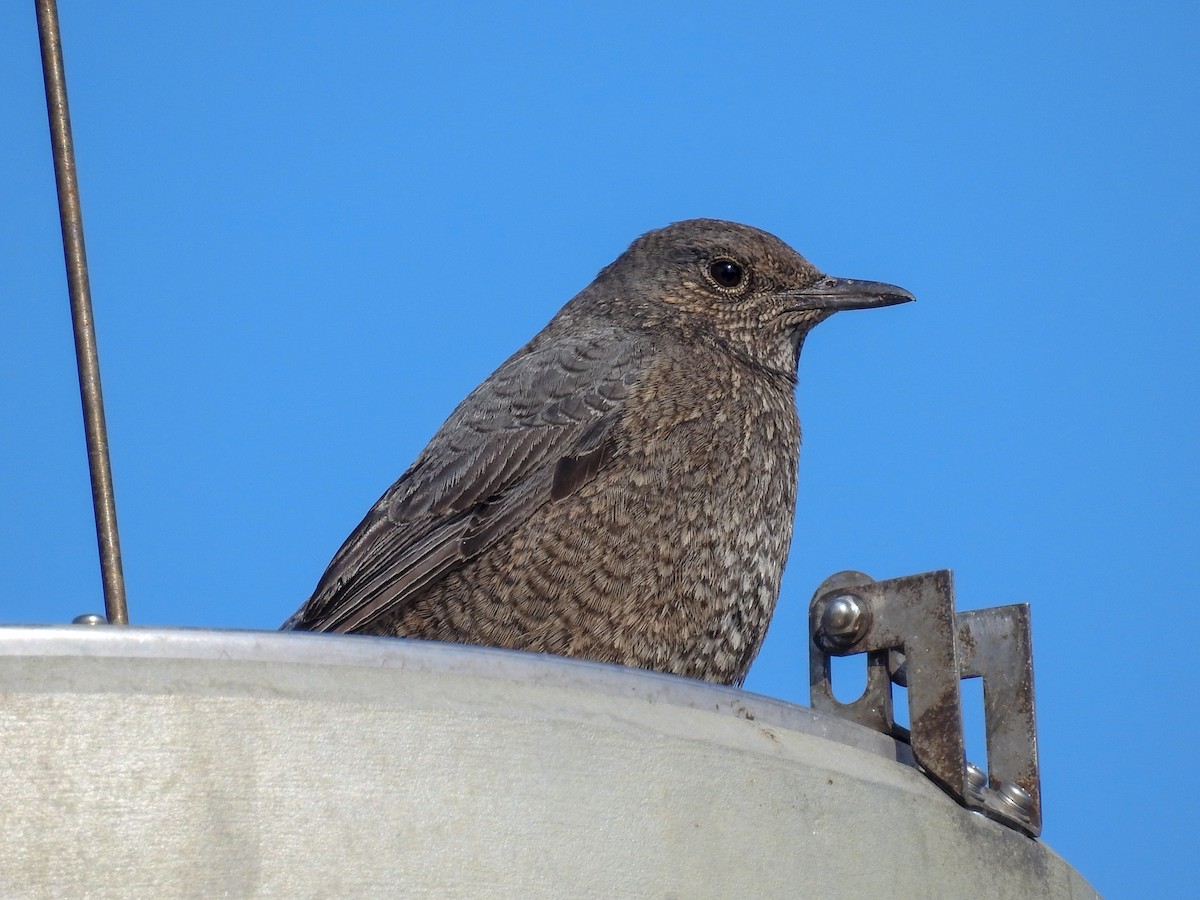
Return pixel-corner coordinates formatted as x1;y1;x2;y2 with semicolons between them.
809;569;1041;837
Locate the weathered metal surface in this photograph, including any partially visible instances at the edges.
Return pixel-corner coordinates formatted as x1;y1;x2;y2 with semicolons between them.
958;605;1041;834
810;569;1042;836
0;627;1090;897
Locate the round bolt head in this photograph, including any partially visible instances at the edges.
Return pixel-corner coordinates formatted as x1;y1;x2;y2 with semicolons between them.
816;593;870;649
71;613;107;625
996;781;1034;815
966;762;987;792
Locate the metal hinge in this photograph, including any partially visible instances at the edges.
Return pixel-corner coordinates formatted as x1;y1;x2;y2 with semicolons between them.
808;569;1041;837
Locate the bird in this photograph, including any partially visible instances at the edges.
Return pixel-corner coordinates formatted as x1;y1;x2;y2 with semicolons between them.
282;219;913;686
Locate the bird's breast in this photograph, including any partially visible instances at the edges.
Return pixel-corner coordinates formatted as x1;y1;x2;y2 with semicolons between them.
578;357;801;682
621;356;800;506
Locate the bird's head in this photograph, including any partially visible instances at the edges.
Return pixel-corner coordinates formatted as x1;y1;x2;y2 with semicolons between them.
597;218;914;382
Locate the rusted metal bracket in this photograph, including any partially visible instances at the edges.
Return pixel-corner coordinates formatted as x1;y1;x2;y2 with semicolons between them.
809;569;1041;837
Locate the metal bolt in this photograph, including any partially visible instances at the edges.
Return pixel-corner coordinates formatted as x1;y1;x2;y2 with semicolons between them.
817;593;869;649
71;613;107;625
965;762;987;801
995;782;1034;816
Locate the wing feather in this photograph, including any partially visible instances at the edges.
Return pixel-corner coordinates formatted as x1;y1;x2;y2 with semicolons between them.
285;327;648;633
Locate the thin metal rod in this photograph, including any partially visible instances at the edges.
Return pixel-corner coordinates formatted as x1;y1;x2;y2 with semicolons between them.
35;0;129;625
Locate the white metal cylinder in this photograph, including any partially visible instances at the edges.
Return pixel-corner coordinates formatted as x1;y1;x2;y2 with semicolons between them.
0;627;1097;898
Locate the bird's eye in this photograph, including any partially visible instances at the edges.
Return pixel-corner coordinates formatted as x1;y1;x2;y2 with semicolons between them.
708;259;745;289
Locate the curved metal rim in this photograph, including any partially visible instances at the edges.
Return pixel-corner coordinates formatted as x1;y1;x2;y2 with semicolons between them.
0;625;910;763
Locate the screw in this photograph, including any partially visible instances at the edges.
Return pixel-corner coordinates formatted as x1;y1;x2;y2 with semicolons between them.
71;613;107;625
817;593;869;649
995;781;1034;817
966;762;987;801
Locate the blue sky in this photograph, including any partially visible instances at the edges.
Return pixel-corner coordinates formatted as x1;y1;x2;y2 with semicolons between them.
3;3;1197;895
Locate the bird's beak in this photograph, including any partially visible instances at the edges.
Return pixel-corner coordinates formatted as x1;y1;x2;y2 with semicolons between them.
783;276;915;312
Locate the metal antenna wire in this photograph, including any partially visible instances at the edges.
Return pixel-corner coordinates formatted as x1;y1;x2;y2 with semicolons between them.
35;0;129;625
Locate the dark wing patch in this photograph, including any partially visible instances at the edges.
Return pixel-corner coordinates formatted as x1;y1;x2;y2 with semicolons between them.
284;327;649;634
551;419;618;502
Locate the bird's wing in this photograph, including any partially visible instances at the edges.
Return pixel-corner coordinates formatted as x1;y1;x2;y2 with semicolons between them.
283;327;650;633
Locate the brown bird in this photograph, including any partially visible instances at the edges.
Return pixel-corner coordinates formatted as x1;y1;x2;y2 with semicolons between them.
283;219;913;685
